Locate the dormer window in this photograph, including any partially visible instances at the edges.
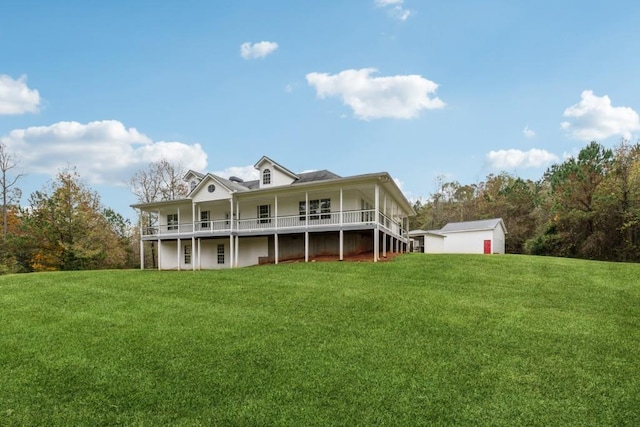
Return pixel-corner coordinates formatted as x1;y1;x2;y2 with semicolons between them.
263;168;271;185
190;181;197;191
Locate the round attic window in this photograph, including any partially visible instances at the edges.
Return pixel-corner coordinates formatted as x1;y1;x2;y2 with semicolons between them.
207;184;216;193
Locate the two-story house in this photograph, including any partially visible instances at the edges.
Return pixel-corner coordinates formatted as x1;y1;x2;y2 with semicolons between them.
131;156;415;270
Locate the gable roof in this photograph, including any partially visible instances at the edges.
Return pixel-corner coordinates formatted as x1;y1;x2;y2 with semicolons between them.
223;169;341;191
440;218;507;234
254;155;299;180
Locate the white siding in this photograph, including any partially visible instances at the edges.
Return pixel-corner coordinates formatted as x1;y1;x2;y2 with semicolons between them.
236;237;269;267
443;230;493;254
159;240;178;269
424;234;445;253
493;226;506;254
192;177;232;202
257;165;295;188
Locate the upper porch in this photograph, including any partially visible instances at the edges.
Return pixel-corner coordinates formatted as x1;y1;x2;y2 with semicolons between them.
141;208;408;241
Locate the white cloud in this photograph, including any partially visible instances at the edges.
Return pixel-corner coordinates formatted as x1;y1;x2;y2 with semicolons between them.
212;165;259;182
375;0;411;21
240;41;278;59
375;0;403;5
523;126;535;138
486;148;559;170
306;68;444;120
561;90;640;140
0;74;41;115
0;120;207;185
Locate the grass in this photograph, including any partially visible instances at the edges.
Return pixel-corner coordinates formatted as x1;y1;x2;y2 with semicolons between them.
1;254;639;426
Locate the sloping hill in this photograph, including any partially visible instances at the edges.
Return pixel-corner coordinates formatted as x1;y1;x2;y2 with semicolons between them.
1;254;639;425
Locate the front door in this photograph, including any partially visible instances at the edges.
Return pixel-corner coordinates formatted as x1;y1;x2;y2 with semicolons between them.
483;240;491;254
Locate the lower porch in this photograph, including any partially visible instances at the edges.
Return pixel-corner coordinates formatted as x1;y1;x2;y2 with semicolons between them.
140;229;409;270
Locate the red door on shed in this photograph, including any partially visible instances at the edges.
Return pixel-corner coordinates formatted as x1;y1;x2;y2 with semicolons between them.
483;240;491;254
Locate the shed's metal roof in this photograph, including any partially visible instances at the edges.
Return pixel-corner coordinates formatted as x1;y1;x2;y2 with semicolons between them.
440;218;506;233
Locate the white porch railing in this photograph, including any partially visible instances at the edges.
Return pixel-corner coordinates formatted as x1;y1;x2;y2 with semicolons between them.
142;209;406;238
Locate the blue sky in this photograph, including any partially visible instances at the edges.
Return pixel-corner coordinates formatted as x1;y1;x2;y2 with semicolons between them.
2;0;640;218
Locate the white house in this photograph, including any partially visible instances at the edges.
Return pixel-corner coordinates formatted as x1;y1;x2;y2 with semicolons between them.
409;218;507;254
131;156;415;270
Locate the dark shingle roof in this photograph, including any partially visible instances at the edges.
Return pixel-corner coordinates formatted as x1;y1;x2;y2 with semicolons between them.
225;169;341;191
294;170;341;183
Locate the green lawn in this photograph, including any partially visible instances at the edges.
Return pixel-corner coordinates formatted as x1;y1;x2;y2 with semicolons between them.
1;254;639;426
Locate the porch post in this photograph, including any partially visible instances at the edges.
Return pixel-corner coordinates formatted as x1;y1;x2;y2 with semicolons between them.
305;231;309;262
374;183;380;262
235;235;239;268
230;197;234;269
339;188;343;261
235;200;240;268
139;211;144;270
198;238;202;270
274;195;279;264
177;238;181;271
382;232;387;258
192;237;196;271
140;239;144;270
157;239;162;270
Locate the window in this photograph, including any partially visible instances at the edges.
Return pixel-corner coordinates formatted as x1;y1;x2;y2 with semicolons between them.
258;204;271;224
167;213;178;231
309;199;319;220
190;181;197;191
299;201;306;221
207;184;216;193
200;211;210;229
361;199;373;222
263;169;271;185
184;245;191;264
217;244;225;264
299;198;331;221
320;198;331;219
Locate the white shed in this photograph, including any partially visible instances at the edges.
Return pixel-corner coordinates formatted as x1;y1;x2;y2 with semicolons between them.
409;218;507;254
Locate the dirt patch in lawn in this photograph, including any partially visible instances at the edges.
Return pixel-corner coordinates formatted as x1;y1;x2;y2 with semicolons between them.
272;251;403;265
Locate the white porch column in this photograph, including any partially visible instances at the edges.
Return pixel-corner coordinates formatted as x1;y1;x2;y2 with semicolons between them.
382;232;387;258
235;235;239;268
305;192;309;225
229;197;235;269
140;239;144;270
139;211;144;270
198;238;202;270
274;195;279;264
374;183;380;262
305;231;309;262
177;238;181;271
192;237;196;271
177;206;181;235
192;202;196;232
157;239;162;270
339;188;344;261
339;187;343;226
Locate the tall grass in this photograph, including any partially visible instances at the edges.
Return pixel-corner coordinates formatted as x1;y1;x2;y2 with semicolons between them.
1;254;639;425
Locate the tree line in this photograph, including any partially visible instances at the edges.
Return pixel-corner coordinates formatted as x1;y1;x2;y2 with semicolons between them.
410;140;640;262
0;139;638;273
0;147;186;273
